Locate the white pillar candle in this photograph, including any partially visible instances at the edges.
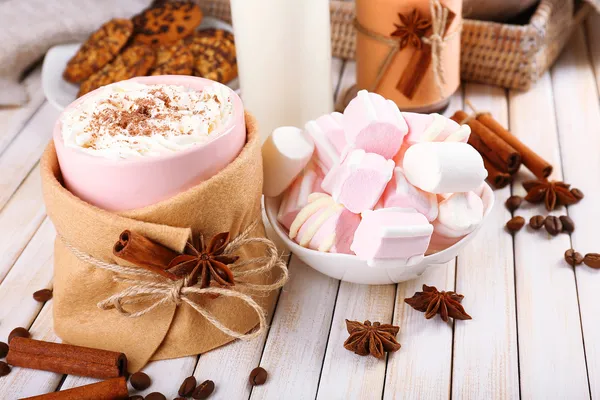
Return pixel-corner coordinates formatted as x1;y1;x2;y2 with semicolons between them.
231;0;334;143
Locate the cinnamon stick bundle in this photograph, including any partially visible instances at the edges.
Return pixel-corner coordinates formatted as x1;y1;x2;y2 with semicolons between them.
476;113;553;179
21;377;129;400
113;230;179;280
483;156;512;189
451;111;521;173
7;338;127;379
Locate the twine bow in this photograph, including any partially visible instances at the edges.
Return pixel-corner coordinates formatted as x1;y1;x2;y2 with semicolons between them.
61;221;289;341
353;0;461;98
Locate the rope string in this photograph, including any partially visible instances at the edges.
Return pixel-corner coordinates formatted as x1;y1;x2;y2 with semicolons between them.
59;220;288;341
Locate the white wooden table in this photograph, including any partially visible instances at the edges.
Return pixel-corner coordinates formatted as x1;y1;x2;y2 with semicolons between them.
1;21;600;399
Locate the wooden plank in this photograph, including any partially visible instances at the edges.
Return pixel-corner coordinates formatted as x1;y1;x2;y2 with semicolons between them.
0;220;62;399
0;164;46;284
316;60;395;400
0;68;45;155
382;88;463;400
451;84;520;399
584;13;600;95
0;102;57;211
249;256;339;400
552;27;600;398
509;67;589;397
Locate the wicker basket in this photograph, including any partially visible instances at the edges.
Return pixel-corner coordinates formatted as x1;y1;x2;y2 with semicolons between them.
198;0;595;90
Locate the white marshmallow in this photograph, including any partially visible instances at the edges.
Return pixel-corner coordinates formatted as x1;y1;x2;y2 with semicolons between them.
262;126;315;197
402;142;487;194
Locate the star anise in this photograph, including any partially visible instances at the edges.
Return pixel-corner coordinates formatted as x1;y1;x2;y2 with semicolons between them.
523;179;579;211
404;285;471;322
167;232;238;288
343;320;401;359
390;9;432;50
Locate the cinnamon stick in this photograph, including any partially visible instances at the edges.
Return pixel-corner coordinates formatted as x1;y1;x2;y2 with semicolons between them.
20;377;129;400
483;156;512;189
7;338;127;379
113;230;179;280
476;112;553;179
396;11;456;99
451;111;521;174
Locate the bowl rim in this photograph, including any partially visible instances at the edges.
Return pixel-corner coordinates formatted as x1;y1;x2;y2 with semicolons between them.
265;182;495;268
53;75;244;167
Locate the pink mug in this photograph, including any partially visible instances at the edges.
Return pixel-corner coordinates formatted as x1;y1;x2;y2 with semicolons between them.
53;75;246;211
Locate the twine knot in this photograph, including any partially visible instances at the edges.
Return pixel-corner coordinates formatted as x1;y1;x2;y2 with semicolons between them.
59;220;289;341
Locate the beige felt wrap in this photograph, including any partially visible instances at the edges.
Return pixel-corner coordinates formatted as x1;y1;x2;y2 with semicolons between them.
41;112;281;372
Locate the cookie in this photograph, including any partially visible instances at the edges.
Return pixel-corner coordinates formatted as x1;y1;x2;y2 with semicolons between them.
185;29;237;83
63;19;134;84
132;1;203;46
150;43;194;76
78;45;155;97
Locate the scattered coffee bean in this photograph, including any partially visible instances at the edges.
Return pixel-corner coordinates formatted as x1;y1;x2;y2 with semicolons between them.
529;215;545;230
544;216;562;236
178;375;196;397
32;289;53;302
249;367;268;386
0;361;11;377
0;342;8;358
583;253;600;269
192;379;215;399
8;327;30;343
128;396;144;400
130;371;151;391
571;188;584;201
559;216;575;233
144;393;166;400
505;196;522;212
506;216;525;234
564;249;584;266
174;398;186;400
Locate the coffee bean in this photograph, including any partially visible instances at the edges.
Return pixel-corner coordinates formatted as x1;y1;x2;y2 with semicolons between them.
32;289;53;302
506;216;525;234
0;342;8;358
505;196;522;212
178;375;196;397
529;215;545;230
144;393;166;400
128;396;144;400
564;249;584;266
559;216;575;233
571;188;584;201
8;327;30;343
192;379;215;399
544;216;562;236
583;253;600;269
249;367;267;386
173;398;186;400
130;372;151;390
0;361;11;377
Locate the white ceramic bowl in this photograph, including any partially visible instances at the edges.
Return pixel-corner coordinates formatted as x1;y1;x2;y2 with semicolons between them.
265;184;495;285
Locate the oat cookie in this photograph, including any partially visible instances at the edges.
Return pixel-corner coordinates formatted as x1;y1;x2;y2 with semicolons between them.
63;19;134;84
78;45;156;97
132;1;203;46
150;43;194;76
185;29;237;83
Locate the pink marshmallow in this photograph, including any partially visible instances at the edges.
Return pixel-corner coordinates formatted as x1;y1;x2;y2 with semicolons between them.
378;167;439;221
404;112;470;144
351;208;433;267
305;112;347;172
343;90;408;159
322;149;395;214
289;193;360;254
277;161;325;231
428;191;484;253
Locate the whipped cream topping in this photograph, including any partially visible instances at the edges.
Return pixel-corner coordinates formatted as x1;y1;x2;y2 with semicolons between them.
60;81;234;158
